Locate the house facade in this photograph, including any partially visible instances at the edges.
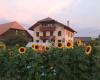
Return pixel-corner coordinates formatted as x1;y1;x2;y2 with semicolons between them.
29;17;76;46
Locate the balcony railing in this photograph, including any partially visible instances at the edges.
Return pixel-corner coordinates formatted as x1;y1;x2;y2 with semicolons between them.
40;26;56;31
40;36;55;40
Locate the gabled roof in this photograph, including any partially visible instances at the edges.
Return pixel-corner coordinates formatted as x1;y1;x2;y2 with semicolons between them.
0;21;25;35
38;17;55;22
29;17;76;32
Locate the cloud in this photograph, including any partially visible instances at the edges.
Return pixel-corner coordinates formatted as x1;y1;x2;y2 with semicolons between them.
47;0;73;15
0;0;74;21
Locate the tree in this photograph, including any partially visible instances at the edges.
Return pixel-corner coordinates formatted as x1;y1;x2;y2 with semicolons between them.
3;34;28;47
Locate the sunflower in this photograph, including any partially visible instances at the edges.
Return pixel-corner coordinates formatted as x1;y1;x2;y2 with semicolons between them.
66;41;73;49
39;45;44;51
76;39;82;47
0;44;6;49
18;47;26;54
57;43;63;48
45;46;49;51
85;45;92;55
32;44;35;50
34;44;39;51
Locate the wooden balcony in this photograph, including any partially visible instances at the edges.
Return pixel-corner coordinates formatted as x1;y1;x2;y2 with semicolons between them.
40;26;56;31
40;36;55;40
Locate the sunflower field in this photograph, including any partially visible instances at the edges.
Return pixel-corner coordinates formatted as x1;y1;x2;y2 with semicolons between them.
0;43;100;80
0;39;100;80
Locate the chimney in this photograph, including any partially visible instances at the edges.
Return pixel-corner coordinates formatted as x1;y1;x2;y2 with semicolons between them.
67;20;69;26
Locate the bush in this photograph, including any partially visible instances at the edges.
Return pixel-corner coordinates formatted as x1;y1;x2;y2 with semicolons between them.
3;35;28;47
0;47;100;80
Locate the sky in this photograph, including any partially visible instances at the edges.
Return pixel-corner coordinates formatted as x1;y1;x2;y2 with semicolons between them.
0;0;100;38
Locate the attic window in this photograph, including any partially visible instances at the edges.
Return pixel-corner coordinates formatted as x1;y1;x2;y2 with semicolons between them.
47;24;53;27
42;24;46;26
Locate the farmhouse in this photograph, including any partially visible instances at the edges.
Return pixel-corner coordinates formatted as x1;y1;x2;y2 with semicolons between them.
0;21;33;43
29;17;76;46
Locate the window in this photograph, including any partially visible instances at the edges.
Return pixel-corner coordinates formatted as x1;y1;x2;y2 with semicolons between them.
16;30;18;35
51;39;55;42
50;31;53;36
22;32;25;35
58;31;61;36
48;24;53;27
68;32;70;37
33;38;34;42
58;40;61;42
42;23;47;27
71;33;73;38
43;32;46;36
36;40;39;43
36;32;39;37
43;39;46;43
47;24;50;27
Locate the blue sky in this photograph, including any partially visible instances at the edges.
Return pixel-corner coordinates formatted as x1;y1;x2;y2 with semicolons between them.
0;0;100;37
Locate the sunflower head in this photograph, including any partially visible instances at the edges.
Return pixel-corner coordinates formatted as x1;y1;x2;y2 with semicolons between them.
32;44;35;50
85;45;92;55
66;41;73;49
57;43;63;48
34;44;39;51
18;47;26;54
45;46;49;51
76;39;82;47
0;45;6;49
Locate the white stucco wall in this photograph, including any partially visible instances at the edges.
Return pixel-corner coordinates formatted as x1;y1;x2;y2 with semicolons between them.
32;23;74;46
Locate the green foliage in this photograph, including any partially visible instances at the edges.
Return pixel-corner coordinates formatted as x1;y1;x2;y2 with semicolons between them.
92;39;100;46
0;47;100;80
3;34;27;47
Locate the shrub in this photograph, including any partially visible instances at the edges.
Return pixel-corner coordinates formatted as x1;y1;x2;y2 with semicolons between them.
3;35;28;47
